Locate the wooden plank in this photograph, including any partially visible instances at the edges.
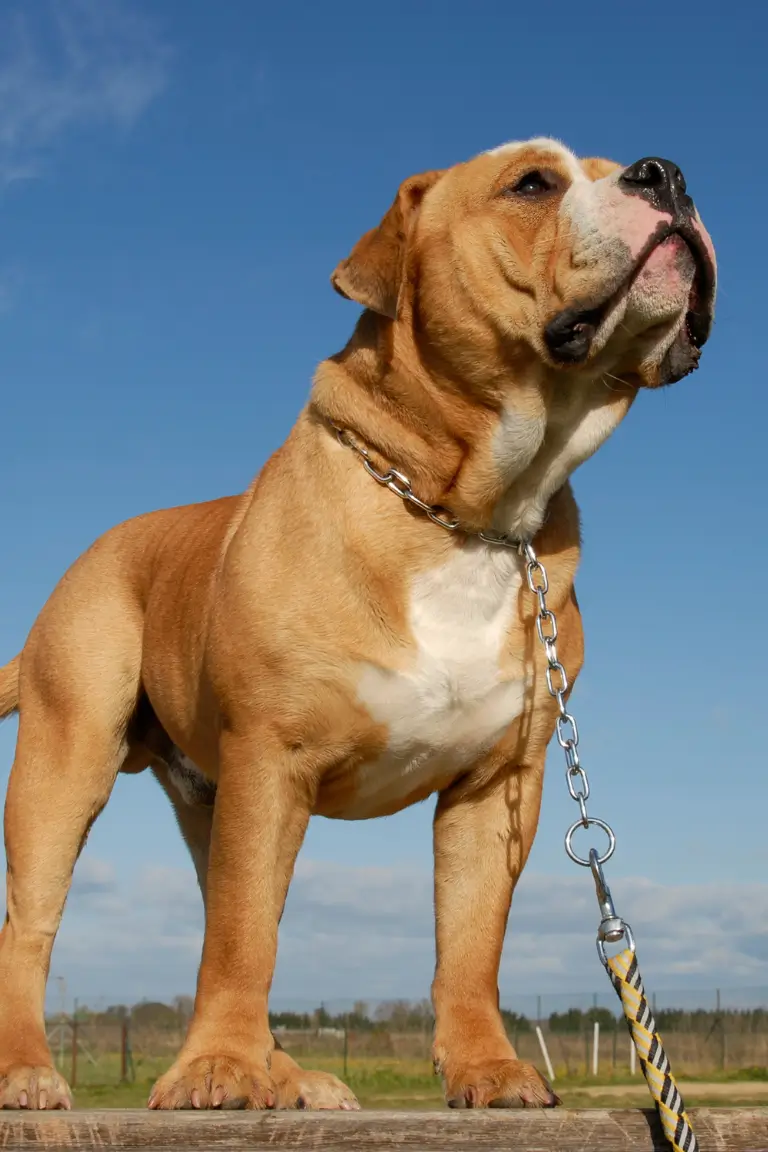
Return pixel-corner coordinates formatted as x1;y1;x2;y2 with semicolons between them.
0;1109;765;1151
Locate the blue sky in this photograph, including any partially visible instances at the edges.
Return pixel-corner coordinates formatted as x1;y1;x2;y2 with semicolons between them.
0;0;766;1011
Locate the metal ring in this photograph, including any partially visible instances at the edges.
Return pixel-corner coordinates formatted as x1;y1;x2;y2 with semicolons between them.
546;662;568;697
526;562;548;595
362;458;391;485
564;817;616;867
565;764;589;801
597;921;635;967
402;490;434;516
384;469;413;497
564;743;580;770
536;610;558;644
428;507;461;531
556;712;579;749
479;529;519;549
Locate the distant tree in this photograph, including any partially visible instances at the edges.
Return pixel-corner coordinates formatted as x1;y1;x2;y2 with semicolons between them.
501;1009;531;1034
375;1000;434;1031
269;1010;312;1030
549;1008;585;1034
131;1001;179;1029
585;1007;618;1030
314;1004;333;1029
173;995;194;1025
345;1003;375;1032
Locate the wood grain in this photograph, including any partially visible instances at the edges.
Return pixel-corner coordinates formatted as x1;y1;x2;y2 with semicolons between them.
0;1109;765;1150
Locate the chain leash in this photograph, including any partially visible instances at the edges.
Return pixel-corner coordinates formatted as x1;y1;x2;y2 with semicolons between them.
331;420;698;1151
520;541;629;959
523;542;697;1152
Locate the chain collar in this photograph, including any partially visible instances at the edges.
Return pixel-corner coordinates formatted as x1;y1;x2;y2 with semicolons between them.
330;419;629;961
330;422;525;550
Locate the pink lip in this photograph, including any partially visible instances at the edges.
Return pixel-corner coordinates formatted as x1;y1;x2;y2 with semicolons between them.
621;199;674;260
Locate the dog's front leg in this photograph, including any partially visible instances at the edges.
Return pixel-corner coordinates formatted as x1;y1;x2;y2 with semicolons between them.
149;728;312;1110
431;760;559;1109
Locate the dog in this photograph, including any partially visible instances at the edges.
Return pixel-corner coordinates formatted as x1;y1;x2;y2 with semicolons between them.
0;138;715;1111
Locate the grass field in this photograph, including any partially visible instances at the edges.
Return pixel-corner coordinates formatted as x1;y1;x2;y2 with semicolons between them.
68;1056;768;1111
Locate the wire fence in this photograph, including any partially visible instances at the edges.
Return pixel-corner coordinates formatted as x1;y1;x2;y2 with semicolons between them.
44;987;768;1089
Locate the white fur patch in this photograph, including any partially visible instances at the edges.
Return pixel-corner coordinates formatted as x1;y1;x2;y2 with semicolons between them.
492;386;627;541
167;749;216;807
485;137;584;183
349;542;526;818
492;405;546;487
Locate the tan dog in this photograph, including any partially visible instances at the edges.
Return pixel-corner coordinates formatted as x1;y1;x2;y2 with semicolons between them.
0;138;715;1112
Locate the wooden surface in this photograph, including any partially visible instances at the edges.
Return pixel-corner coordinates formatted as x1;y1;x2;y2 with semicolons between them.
0;1109;765;1151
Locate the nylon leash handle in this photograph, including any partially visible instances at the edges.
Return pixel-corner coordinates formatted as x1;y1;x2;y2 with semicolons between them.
607;947;698;1152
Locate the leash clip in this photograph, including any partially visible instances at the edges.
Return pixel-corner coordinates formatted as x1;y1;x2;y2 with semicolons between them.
590;848;634;964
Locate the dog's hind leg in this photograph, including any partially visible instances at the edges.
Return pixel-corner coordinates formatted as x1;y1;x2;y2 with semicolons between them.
152;765;359;1112
0;553;144;1109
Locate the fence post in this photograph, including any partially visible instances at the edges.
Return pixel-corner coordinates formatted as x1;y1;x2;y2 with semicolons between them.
126;1012;135;1083
342;1015;349;1081
120;1018;128;1083
716;989;727;1072
535;1026;555;1083
592;1022;600;1077
70;1018;78;1090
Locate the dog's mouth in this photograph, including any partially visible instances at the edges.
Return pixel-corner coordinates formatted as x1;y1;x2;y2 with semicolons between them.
544;223;715;381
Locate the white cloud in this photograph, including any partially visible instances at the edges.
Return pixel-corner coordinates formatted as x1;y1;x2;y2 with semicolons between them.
1;852;761;1015
70;854;116;896
0;0;169;185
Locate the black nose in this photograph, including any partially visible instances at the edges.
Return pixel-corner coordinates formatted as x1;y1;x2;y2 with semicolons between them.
619;156;691;215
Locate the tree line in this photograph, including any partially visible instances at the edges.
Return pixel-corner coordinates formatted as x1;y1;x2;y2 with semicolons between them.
64;997;768;1036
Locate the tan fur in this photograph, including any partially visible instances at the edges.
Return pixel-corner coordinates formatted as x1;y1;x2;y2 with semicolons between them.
0;138;714;1112
0;655;19;718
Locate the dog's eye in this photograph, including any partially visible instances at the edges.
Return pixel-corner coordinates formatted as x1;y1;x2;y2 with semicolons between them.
505;169;559;198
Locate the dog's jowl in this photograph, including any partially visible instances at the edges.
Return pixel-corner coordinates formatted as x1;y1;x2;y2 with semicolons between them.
0;139;715;1111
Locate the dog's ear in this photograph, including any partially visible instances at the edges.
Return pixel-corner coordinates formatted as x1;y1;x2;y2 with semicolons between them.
331;170;445;319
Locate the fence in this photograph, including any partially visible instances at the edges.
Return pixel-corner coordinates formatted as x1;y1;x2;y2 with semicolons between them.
44;987;768;1089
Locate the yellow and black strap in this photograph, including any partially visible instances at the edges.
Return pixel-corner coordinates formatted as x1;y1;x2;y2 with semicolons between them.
606;947;697;1152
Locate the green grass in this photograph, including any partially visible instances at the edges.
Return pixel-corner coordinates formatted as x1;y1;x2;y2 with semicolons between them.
73;1080;157;1110
66;1055;768;1111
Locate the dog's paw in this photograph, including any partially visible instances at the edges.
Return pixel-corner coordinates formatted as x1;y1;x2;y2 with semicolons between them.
0;1065;72;1110
274;1067;359;1111
148;1054;275;1110
443;1058;560;1109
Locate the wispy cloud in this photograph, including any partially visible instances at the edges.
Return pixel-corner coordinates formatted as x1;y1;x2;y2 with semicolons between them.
10;853;764;1012
0;0;170;185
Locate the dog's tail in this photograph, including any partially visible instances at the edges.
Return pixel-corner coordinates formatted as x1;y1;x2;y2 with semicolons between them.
0;655;20;719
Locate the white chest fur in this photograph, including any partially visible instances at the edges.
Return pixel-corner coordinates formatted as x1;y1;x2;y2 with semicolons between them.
350;540;526;818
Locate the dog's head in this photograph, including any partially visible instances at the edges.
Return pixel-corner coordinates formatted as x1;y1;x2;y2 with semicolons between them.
332;138;716;391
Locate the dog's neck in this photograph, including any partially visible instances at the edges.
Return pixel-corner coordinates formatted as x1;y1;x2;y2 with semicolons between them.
311;309;636;541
